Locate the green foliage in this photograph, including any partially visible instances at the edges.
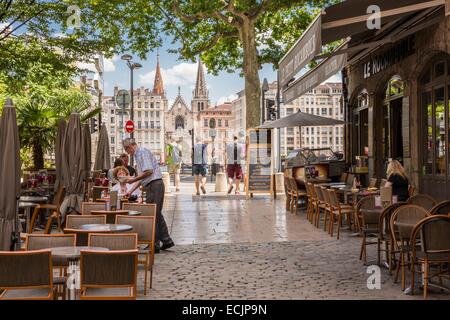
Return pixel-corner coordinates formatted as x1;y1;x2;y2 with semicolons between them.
0;38;99;169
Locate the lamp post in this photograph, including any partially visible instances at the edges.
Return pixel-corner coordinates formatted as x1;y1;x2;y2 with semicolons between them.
121;54;142;142
121;54;142;167
261;78;269;125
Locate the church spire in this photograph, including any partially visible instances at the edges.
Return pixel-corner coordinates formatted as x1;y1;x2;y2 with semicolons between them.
152;51;165;97
193;59;208;99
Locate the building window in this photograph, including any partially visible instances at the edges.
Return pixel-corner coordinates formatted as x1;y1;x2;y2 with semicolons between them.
111;137;115;144
150;103;154;109
218;119;222;127
204;119;208;127
145;121;149;129
137;121;142;129
150;121;154;129
110;117;114;124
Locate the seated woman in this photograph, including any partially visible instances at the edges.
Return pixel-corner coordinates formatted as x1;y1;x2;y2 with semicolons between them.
384;160;409;202
107;158;125;185
111;166;141;199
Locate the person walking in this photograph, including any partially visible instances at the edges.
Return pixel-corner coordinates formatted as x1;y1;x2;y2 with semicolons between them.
119;153;137;177
226;135;244;195
193;136;208;196
122;138;174;252
165;137;183;192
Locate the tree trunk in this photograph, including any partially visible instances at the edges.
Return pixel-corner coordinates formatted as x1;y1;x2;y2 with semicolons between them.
239;18;261;129
32;142;44;169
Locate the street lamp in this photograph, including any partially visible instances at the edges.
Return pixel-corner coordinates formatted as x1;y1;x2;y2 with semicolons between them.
261;78;269;125
121;54;142;142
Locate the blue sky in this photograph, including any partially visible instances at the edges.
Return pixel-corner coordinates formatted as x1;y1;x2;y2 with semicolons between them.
102;39;280;107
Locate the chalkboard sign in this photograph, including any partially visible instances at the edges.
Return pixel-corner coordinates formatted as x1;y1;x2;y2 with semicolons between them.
245;129;274;198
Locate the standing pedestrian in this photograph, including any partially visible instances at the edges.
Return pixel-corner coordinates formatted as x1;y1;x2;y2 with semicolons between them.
165;136;183;192
193;136;208;196
122;138;174;252
226;135;244;195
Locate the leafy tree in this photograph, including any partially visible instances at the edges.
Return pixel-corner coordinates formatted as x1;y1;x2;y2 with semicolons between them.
66;0;337;128
0;38;100;169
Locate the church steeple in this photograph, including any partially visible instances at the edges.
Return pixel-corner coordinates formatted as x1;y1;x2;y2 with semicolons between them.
193;59;208;100
192;59;209;112
152;52;165;97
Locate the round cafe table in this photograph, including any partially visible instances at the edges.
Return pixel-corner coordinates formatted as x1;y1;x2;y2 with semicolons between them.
79;224;133;233
50;246;109;261
19;196;48;203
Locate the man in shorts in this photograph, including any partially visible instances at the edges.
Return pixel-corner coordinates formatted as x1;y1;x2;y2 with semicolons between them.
226;135;244;195
193;136;208;196
165;137;182;192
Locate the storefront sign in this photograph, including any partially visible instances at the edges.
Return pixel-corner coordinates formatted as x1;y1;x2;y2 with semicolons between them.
363;36;415;79
283;53;347;104
279;14;322;88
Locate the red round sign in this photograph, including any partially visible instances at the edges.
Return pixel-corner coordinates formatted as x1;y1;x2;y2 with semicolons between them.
125;120;135;133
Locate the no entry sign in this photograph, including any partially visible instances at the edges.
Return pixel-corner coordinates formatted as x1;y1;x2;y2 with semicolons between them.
125;120;135;133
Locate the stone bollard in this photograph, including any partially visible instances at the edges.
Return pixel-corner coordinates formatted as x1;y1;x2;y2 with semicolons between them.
162;172;171;193
275;172;285;194
215;172;227;192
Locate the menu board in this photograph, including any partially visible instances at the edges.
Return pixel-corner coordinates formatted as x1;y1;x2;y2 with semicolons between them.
245;129;273;198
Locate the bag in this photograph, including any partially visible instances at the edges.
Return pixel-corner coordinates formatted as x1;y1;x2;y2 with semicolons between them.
172;145;182;163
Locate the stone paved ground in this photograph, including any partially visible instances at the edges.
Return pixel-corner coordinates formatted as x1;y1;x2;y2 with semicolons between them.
135;180;450;300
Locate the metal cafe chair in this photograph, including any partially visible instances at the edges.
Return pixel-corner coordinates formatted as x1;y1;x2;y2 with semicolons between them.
327;189;354;240
407;194;437;211
0;250;54;300
429;200;450;215
389;205;430;291
116;215;156;295
410;215;450;299
79;250;138;300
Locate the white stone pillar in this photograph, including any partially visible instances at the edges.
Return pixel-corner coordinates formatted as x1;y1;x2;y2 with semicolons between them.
215;172;227;192
275;172;285;193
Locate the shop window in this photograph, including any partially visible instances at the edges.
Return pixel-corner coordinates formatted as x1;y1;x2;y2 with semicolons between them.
420;58;450;177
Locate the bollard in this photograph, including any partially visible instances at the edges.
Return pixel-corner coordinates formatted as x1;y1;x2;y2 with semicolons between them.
275;172;285;193
215;172;227;192
162;172;171;193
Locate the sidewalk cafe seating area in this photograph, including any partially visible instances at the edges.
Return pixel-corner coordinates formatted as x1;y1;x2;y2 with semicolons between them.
285;174;450;299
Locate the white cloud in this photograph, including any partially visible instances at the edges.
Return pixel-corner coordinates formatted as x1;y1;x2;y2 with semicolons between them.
138;62;201;87
216;94;238;105
104;55;120;72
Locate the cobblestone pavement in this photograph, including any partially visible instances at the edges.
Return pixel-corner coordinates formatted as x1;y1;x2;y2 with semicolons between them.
135;181;450;300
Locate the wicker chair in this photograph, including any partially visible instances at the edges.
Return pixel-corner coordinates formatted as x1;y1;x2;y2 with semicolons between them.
369;178;377;188
116;215;156;295
327;189;354;240
380;186;393;207
29;186;66;234
380;179;387;187
429;200;450;215
377;202;407;270
288;177;307;214
284;177;292;211
321;187;333;232
306;183;317;223
64;215;107;246
0;250;53;300
79;250;138;300
122;203;157;217
390;205;430;291
81;202;106;215
410;215;450;299
407;194;437;211
355;195;377;235
313;185;327;228
88;233;138;251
